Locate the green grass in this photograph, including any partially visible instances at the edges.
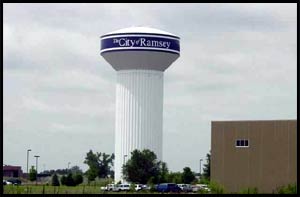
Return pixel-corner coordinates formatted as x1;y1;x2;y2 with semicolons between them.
3;185;164;194
4;185;105;194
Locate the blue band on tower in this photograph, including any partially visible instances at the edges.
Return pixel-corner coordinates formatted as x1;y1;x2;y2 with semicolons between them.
101;35;180;54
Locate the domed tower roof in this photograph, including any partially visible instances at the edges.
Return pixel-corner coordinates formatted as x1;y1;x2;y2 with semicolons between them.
101;26;179;39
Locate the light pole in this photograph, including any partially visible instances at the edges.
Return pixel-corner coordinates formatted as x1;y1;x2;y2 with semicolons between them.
34;155;40;185
27;149;31;178
200;159;203;177
68;162;71;173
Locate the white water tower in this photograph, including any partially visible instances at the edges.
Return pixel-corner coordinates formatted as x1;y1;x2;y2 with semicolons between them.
100;27;180;182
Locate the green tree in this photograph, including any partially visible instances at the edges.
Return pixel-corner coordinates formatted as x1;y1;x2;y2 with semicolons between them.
70;166;83;175
66;173;75;186
98;152;115;178
182;167;195;184
29;166;37;181
158;162;168;183
86;168;98;182
51;173;60;186
130;183;136;192
84;150;115;181
167;172;182;183
61;175;67;185
84;150;99;182
73;174;83;186
202;150;211;180
122;149;161;184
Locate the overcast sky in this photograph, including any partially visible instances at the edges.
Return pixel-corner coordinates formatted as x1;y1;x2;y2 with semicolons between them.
3;3;297;173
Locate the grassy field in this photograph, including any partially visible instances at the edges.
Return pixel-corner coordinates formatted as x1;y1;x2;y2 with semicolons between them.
3;185;163;194
4;185;100;194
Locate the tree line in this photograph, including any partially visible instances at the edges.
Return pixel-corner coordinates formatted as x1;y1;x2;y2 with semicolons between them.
46;148;210;186
83;148;211;185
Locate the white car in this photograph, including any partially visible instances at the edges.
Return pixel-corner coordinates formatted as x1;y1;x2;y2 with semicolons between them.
113;183;130;192
178;184;193;192
119;184;130;191
197;184;211;192
191;185;200;192
103;184;118;191
100;186;107;191
135;184;143;191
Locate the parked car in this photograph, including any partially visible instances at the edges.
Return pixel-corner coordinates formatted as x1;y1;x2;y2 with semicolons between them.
3;180;7;185
191;185;201;192
119;184;130;191
142;184;149;190
113;183;130;192
6;178;22;185
156;183;182;193
197;184;211;192
177;184;193;192
135;184;143;191
101;184;117;191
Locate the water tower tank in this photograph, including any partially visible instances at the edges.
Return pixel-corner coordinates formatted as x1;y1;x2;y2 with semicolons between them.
100;26;180;182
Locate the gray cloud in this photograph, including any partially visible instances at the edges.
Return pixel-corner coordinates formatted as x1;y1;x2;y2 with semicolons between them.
3;3;296;173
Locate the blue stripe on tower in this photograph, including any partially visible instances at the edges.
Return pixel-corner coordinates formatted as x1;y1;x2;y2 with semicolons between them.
101;36;180;52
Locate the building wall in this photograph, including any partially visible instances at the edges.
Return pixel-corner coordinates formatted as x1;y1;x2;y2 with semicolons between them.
211;120;297;193
3;165;23;178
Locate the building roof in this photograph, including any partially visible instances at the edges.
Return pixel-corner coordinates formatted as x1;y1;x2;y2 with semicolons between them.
211;119;296;123
3;165;22;170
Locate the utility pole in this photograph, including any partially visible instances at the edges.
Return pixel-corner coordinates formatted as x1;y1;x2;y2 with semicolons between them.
68;162;71;173
200;159;203;177
34;155;40;185
27;149;31;178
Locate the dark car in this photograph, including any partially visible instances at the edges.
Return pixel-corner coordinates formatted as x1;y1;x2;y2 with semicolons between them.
156;183;181;193
6;178;22;185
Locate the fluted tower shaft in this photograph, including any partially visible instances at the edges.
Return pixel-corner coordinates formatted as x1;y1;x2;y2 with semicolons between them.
114;70;163;181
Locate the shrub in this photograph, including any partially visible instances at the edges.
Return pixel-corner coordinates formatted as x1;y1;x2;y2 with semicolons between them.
240;187;258;194
29;166;37;181
276;183;297;194
66;173;75;186
199;177;210;184
197;188;210;194
73;174;83;186
130;183;136;192
61;175;67;185
147;177;155;185
51;173;60;186
209;181;225;194
149;184;156;192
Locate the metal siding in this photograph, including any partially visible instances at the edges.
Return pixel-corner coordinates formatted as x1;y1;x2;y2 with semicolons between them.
211;120;297;193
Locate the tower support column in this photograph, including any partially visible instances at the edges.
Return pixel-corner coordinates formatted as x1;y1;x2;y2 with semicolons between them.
114;69;164;182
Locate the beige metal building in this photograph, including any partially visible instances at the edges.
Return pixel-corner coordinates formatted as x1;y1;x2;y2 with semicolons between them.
211;120;297;193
